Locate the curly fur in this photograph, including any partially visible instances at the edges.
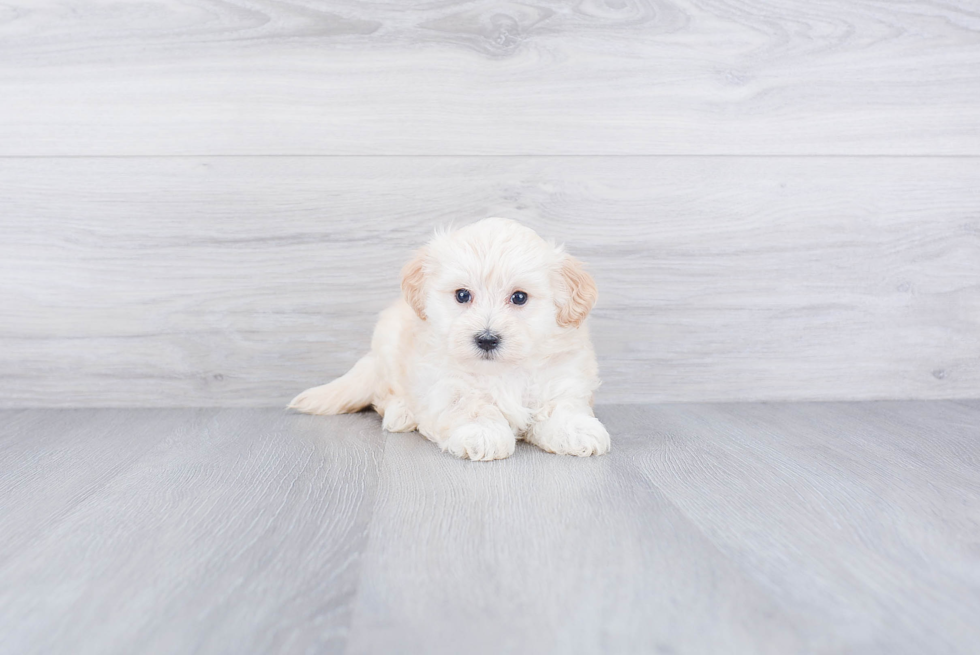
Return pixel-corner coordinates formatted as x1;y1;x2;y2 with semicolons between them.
289;218;610;461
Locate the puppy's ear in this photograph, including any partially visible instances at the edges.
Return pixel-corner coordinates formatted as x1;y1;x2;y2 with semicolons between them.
555;254;598;328
401;248;428;320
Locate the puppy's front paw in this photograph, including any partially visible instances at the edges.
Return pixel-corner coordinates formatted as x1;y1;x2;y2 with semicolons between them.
381;398;417;432
443;421;516;461
530;412;610;457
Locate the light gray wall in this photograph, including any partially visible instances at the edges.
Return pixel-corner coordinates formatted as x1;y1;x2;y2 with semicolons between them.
1;0;978;407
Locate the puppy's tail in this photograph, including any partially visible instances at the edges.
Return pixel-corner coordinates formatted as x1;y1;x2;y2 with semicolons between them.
288;353;378;415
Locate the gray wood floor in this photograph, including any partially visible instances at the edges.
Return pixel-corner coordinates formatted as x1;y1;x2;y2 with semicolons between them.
2;402;978;654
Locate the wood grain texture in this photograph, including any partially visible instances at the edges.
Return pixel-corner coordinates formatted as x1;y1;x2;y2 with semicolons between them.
346;401;980;653
2;156;977;407
0;409;385;655
635;401;980;653
1;0;978;155
346;411;810;655
0;409;190;561
2;403;978;653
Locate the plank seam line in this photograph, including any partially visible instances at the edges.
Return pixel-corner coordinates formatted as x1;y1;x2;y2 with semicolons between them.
2;154;980;160
340;427;390;655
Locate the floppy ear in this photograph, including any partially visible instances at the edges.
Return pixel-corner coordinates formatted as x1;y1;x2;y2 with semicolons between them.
401;248;428;320
555;254;598;328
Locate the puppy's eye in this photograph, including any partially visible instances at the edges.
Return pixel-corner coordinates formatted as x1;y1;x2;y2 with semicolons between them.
455;289;471;304
510;291;528;305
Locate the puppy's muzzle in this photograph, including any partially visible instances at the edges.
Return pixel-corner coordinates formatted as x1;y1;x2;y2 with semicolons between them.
474;330;501;353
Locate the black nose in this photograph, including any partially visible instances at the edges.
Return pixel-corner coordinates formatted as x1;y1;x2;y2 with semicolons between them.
475;332;500;352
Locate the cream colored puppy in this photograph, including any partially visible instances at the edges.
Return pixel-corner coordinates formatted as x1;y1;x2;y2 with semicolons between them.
289;218;610;461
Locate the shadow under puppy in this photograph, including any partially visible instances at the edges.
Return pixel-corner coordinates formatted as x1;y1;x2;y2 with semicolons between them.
290;218;610;461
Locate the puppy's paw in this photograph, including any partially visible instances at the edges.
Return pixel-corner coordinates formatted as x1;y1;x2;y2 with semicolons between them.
443;421;516;461
381;399;417;433
529;412;610;457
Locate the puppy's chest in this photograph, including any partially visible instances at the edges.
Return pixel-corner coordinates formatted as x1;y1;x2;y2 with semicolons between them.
473;371;545;425
413;364;550;431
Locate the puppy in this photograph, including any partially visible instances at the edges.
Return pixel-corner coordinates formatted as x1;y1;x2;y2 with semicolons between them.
289;218;610;461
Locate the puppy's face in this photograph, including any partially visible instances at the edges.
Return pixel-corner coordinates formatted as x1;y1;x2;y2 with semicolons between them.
401;218;597;368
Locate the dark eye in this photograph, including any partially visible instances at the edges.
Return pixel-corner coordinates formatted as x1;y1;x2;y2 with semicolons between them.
455;289;471;303
510;291;528;305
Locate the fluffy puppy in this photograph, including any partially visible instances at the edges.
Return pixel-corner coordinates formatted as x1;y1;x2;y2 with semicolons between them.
289;218;610;461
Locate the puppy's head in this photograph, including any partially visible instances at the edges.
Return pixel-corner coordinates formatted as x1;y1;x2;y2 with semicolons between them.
401;217;597;366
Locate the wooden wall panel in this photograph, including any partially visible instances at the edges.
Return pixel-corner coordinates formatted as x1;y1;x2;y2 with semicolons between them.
0;0;978;155
2;157;977;406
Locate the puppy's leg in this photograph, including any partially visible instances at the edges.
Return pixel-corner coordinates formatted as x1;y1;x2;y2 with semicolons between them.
379;397;417;433
419;394;516;461
289;353;377;415
526;402;610;457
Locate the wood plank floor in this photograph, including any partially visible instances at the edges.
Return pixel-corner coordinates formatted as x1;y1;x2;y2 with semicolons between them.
1;402;978;654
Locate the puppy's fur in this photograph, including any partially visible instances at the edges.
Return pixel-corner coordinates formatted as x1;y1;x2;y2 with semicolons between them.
289;218;610;461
